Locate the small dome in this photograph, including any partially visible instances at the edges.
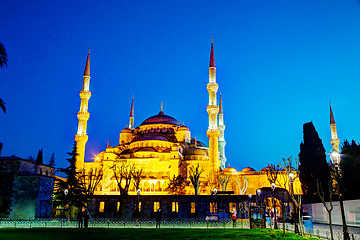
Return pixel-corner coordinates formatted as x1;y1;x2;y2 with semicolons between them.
241;166;256;172
135;147;157;152
134;134;169;142
222;164;238;174
178;124;189;131
121;128;132;133
140;111;181;127
187;148;207;156
261;166;272;171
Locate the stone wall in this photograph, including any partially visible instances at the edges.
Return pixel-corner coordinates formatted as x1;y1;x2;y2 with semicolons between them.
303;199;360;227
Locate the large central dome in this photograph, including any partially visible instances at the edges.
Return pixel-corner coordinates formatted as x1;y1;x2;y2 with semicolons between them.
140;111;181;126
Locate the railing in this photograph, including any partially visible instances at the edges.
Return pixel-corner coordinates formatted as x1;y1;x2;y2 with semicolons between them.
0;219;358;240
277;223;360;240
0;219;249;229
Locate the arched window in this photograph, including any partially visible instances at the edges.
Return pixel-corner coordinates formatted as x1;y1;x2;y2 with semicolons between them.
110;181;117;192
151;183;155;192
155;181;161;191
144;181;150;192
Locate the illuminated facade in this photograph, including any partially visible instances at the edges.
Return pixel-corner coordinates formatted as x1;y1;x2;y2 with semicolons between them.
75;41;302;197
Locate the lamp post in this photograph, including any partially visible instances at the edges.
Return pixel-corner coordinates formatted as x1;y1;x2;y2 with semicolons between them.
331;150;350;240
256;189;262;206
248;193;252;228
137;188;141;218
213;187;218;213
271;183;278;229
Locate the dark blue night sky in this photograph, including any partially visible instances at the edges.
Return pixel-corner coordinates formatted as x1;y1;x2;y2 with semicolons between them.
1;1;360;172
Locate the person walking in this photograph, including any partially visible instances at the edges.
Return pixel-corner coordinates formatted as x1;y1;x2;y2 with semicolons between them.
84;208;91;228
77;209;83;228
155;208;162;228
231;208;237;227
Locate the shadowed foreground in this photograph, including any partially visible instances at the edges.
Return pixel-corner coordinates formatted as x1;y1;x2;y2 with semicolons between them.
0;228;320;240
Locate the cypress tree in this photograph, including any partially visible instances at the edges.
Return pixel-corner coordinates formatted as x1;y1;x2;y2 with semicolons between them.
299;122;330;202
340;140;360;200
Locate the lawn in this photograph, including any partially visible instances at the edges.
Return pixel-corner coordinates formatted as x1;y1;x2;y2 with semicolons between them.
0;228;320;240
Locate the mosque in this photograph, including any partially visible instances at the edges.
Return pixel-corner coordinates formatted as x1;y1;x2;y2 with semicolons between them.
74;40;302;197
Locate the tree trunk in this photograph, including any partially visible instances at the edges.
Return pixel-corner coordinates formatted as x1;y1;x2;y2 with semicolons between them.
328;211;334;240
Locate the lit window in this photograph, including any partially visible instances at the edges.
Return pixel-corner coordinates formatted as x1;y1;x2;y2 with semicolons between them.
153;202;160;212
99;202;105;212
139;202;142;212
172;202;179;213
210;202;217;213
117;202;121;212
229;203;236;212
191;202;196;214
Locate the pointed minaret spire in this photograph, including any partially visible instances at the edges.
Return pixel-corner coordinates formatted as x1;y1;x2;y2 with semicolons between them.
161;101;163;111
330;101;335;124
218;92;226;170
209;37;215;68
329;102;340;155
75;49;92;170
84;48;90;77
219;92;223;114
129;96;134;129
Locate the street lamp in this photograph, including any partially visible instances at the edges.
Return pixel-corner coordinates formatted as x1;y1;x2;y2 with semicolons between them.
248;193;252;228
256;189;262;206
270;183;278;229
136;188;141;220
213;187;218;213
330;151;350;240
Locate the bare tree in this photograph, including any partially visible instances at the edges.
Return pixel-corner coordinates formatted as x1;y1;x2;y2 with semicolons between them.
112;163;134;195
79;166;104;196
265;164;281;229
132;167;144;191
280;157;303;235
167;175;186;195
189;163;204;195
237;176;248;195
317;178;334;240
218;173;231;191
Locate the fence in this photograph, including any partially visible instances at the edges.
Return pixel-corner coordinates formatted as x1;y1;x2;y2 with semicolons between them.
278;223;360;240
0;219;249;229
0;219;359;240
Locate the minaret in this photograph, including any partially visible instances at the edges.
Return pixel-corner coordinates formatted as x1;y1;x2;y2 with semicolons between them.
330;102;340;154
129;96;134;129
75;49;91;170
218;93;227;170
206;38;221;177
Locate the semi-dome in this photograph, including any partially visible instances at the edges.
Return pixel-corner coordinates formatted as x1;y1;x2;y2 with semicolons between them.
241;165;256;172
121;128;132;133
140;111;181;127
187;148;207;156
134;134;169;142
135;147;158;152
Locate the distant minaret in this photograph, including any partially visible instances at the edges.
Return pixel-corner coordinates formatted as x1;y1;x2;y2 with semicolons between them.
75;49;91;170
129;96;134;129
206;38;220;176
330;102;340;153
218;93;227;170
329;102;341;166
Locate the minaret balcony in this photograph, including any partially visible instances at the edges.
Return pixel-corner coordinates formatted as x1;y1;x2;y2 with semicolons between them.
207;83;219;92
206;106;219;115
79;90;91;99
75;134;89;142
77;111;90;121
